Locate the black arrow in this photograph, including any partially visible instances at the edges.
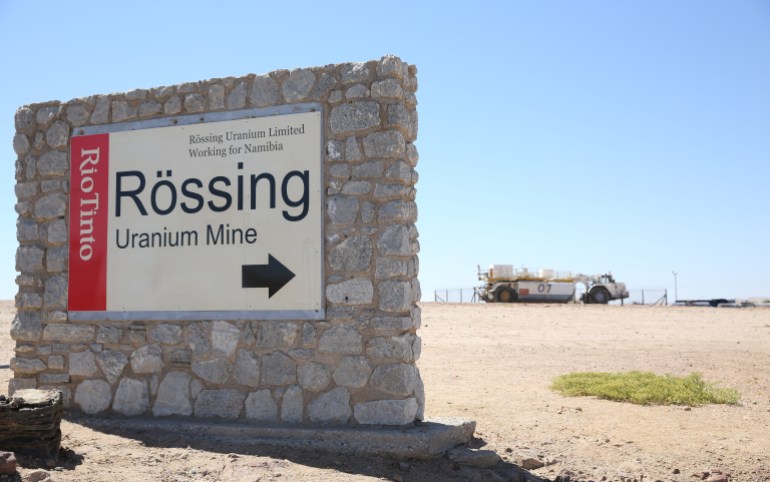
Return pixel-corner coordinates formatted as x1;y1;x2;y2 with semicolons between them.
242;255;296;298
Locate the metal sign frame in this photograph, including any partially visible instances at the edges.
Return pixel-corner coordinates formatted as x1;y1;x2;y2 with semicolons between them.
68;103;325;321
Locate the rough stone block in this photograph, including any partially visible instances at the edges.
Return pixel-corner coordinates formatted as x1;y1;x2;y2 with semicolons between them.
327;195;359;225
38;373;70;384
16;292;41;310
184;93;206;112
192;357;232;384
377;226;411;256
282;69;316;102
66;104;90;126
280;385;303;423
112;378;150;416
332;356;372;388
47;355;65;370
371;78;404;99
260;352;297;386
363;130;405;159
10;357;46;375
375;258;408;280
45;121;69;148
43;275;68;310
379;280;413;313
69;350;98;377
194;390;245;419
329;101;380;133
10;313;41;342
345;136;362;161
244;390;278;422
185;322;211;356
318;325;362;354
255;321;299;349
96;350;128;384
385;161;414;184
130;345;163;374
15;106;36;134
37;151;68;177
308;387;351;424
96;326;122;344
139;100;162;117
329;236;372;273
378;201;417;224
164;96;182;115
309;72;336;101
369;363;417;396
249;75;279;107
16;246;44;273
46;219;68;244
325;279;373;305
13;132;30;155
111;101;137;122
298;362;331;391
340;62;371;84
168;349;192;367
341;180;371;195
366;335;413;361
211;321;240;356
377;55;407;79
353;398;417;425
74;379;112;414
153;372;192;416
233;349;260;387
148;324;182;344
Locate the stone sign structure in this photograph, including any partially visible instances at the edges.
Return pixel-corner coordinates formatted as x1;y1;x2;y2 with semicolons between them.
10;55;423;426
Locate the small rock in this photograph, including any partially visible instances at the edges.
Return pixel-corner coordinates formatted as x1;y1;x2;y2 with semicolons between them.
24;470;52;482
672;468;681;474
0;452;17;475
398;461;410;471
447;447;501;468
705;473;729;482
556;468;575;482
514;454;545;470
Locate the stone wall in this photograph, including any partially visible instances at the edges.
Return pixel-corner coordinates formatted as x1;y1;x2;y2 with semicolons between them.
9;55;423;425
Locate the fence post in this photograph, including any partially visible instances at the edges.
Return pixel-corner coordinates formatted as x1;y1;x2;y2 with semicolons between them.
641;290;645;305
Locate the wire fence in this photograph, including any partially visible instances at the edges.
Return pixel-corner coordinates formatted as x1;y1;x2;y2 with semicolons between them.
432;288;669;305
625;289;668;306
433;288;482;303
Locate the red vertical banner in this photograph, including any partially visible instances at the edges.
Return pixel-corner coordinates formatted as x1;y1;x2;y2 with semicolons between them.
69;133;110;311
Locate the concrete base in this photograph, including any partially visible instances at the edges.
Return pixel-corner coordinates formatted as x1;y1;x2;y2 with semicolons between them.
72;416;476;460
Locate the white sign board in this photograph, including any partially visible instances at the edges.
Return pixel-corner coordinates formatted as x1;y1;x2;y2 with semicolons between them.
69;106;323;320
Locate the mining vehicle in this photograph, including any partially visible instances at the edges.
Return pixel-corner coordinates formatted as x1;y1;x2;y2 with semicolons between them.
477;265;629;304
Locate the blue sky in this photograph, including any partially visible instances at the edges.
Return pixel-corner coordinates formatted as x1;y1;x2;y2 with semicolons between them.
1;1;768;302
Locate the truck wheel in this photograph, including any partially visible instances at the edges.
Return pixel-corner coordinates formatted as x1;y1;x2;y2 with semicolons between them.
495;287;515;303
589;288;610;304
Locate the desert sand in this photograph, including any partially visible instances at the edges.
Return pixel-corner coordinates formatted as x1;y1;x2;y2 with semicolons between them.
2;301;769;481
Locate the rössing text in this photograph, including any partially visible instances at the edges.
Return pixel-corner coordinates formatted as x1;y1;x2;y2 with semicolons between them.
115;162;310;222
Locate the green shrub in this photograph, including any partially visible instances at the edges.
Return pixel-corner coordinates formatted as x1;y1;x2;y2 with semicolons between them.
551;371;740;406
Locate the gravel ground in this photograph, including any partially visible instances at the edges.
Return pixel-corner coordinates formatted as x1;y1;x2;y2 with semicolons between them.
2;301;769;481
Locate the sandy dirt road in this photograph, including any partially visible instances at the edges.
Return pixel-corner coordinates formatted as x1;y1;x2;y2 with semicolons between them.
2;301;769;481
